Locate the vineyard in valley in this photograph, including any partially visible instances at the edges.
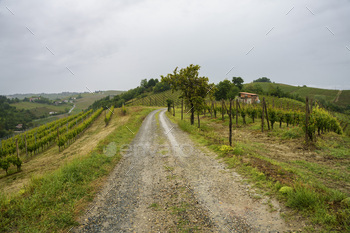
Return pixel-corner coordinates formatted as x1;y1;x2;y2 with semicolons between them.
0;107;104;175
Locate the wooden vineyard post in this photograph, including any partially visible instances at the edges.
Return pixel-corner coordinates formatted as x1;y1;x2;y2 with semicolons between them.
236;99;239;127
149;97;151;106
229;99;233;146
264;98;270;130
222;99;225;121
262;98;265;132
16;138;19;158
197;111;200;128
305;97;309;144
25;134;28;159
181;99;183;120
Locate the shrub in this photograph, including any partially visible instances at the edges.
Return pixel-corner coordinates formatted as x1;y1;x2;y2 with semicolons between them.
286;184;320;210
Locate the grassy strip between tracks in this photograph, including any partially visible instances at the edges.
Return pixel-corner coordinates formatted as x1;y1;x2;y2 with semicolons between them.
166;109;350;232
0;107;157;233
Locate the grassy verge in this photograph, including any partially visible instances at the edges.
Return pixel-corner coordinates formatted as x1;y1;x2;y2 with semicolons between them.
166;108;350;232
0;106;157;232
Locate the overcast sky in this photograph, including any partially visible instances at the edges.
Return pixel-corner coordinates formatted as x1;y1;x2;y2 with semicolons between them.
0;0;349;95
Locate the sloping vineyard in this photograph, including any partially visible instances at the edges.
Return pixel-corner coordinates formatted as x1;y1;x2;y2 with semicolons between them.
126;90;182;107
0;108;104;174
104;106;114;126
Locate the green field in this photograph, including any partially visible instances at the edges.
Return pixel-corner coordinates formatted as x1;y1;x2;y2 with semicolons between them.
245;82;350;107
10;102;72;117
70;90;123;114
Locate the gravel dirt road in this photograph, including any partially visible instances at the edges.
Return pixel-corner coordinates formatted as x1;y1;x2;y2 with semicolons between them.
73;109;300;232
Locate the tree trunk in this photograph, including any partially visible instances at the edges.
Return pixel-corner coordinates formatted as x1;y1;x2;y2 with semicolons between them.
198;111;200;128
190;102;195;125
222;99;225;121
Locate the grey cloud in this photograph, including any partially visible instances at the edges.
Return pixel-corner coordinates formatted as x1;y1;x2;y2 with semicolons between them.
0;0;349;95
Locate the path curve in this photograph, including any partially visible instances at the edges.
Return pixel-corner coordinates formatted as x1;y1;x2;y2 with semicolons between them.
74;109;299;232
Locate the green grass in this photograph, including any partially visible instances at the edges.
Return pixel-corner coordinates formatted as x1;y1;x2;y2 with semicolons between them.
267;126;303;139
166;107;350;232
0;107;156;232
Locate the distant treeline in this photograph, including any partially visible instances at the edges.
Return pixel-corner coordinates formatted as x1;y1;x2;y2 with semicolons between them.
89;78;171;110
0;96;37;138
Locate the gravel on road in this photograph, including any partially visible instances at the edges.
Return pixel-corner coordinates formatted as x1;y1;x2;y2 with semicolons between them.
73;109;300;232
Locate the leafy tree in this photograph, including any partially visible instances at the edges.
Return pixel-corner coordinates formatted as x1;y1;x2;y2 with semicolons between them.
140;79;148;88
232;77;244;90
214;80;240;101
161;64;214;125
166;99;174;112
253;77;271;83
214;80;232;100
227;86;240;100
147;78;157;88
153;81;171;93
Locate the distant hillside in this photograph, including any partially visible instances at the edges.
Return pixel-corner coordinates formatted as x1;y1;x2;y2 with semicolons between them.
7;92;80;100
10;102;72;118
10;90;123;116
70;91;123;114
7;90;124;101
244;82;350;107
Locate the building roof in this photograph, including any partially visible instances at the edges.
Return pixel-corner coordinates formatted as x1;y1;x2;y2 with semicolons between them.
239;92;258;96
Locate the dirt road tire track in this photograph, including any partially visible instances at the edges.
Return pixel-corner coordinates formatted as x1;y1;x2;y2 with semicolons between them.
74;109;299;232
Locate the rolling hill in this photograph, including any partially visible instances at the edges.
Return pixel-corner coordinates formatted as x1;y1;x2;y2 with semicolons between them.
244;82;350;107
